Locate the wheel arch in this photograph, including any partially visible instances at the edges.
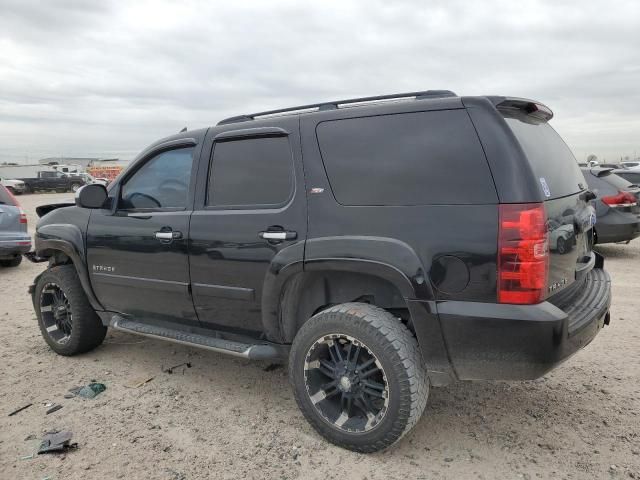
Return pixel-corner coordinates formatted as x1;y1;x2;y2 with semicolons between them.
34;224;103;311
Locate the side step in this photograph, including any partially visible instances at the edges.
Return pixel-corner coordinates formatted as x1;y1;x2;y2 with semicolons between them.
111;316;288;361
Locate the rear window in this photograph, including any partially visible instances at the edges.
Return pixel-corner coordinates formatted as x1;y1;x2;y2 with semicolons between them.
616;171;640;185
316;110;497;206
0;185;16;206
598;172;635;190
504;115;585;199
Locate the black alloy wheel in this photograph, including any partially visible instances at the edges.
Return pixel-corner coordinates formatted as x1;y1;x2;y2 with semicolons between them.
304;333;389;433
39;283;73;344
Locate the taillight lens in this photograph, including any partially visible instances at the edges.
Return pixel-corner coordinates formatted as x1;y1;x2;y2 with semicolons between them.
498;203;549;304
19;208;28;224
601;191;637;207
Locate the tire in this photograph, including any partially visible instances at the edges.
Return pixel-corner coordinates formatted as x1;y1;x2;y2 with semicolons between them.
6;186;16;195
34;264;107;356
0;255;22;267
556;236;567;254
70;183;82;192
289;303;428;453
23;184;33;194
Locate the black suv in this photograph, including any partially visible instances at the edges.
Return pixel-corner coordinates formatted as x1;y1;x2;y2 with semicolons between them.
29;91;611;452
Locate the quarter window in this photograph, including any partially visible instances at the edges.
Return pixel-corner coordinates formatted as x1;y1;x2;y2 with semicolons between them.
207;136;294;207
120;147;194;210
316;110;497;206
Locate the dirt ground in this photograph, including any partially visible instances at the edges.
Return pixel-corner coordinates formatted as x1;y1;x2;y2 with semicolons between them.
1;192;639;480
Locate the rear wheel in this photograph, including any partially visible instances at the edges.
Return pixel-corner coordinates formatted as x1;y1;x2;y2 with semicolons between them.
556;236;567;254
0;255;22;267
70;183;82;192
34;265;107;355
289;303;428;453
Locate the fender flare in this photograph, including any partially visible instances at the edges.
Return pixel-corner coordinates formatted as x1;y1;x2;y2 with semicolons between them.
35;225;103;311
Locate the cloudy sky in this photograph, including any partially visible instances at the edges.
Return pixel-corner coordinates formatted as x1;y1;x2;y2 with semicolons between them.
0;0;638;164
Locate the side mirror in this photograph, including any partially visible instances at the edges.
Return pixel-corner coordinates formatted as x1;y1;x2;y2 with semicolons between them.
75;184;108;209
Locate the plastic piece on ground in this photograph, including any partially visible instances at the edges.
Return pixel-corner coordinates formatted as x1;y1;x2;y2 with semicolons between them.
38;431;77;454
77;383;106;399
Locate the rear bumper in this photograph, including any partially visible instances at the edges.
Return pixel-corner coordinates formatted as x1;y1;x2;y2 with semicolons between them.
435;266;611;381
596;209;640;244
0;236;32;259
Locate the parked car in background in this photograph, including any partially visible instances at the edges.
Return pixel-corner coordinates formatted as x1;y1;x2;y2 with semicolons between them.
612;169;640;186
19;171;86;193
620;161;640;171
599;163;622;169
77;173;109;187
581;167;640;244
0;185;30;267
0;177;26;195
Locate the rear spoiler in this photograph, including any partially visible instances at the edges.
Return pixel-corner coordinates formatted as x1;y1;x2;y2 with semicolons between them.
489;96;554;121
587;168;614;178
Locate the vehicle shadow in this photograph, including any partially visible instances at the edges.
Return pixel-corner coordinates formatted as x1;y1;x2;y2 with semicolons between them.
92;330;599;460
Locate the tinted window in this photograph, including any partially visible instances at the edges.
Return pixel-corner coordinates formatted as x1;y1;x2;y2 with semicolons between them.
316;110;497;206
0;185;16;205
504;115;585;199
120;147;194;209
615;171;640;185
207;136;294;207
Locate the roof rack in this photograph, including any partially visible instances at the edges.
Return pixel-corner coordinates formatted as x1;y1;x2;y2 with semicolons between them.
217;90;457;126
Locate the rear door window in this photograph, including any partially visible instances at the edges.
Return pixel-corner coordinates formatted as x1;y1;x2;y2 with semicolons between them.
504;115;585;199
316;110;497;206
207;136;294;208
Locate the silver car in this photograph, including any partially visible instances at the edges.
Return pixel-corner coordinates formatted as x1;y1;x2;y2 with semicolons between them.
0;185;31;267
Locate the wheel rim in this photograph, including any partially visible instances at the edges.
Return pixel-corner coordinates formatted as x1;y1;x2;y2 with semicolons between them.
557;237;566;254
72;184;80;192
304;333;389;433
40;283;73;344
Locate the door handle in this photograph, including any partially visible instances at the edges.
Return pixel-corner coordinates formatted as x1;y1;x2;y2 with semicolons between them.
259;230;297;240
155;230;182;241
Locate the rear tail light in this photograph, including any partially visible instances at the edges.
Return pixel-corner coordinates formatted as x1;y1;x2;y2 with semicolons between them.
498;203;549;304
19;208;28;224
601;191;637;207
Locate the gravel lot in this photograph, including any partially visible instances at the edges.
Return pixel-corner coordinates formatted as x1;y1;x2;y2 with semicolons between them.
1;192;639;480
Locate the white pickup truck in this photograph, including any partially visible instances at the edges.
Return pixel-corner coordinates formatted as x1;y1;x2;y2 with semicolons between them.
0;177;26;195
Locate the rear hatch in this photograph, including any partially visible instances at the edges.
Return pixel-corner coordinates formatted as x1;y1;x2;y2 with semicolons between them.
500;104;594;300
0;186;26;236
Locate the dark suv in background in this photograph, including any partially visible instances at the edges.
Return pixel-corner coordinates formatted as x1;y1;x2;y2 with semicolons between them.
28;91;611;452
581;167;640;244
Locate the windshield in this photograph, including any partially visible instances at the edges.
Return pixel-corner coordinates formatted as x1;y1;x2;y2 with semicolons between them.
504;114;586;199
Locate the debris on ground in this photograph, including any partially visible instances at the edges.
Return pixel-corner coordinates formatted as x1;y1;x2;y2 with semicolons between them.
125;376;155;388
68;382;107;399
162;362;192;374
38;431;78;454
8;403;33;416
45;404;63;415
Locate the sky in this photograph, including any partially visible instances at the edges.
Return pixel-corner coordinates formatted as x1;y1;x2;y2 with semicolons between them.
0;0;638;164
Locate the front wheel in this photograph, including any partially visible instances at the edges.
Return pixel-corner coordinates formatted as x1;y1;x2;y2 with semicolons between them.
289;303;428;453
34;265;107;355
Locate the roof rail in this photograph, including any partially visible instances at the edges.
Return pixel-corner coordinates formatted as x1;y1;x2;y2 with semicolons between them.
217;90;457;126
